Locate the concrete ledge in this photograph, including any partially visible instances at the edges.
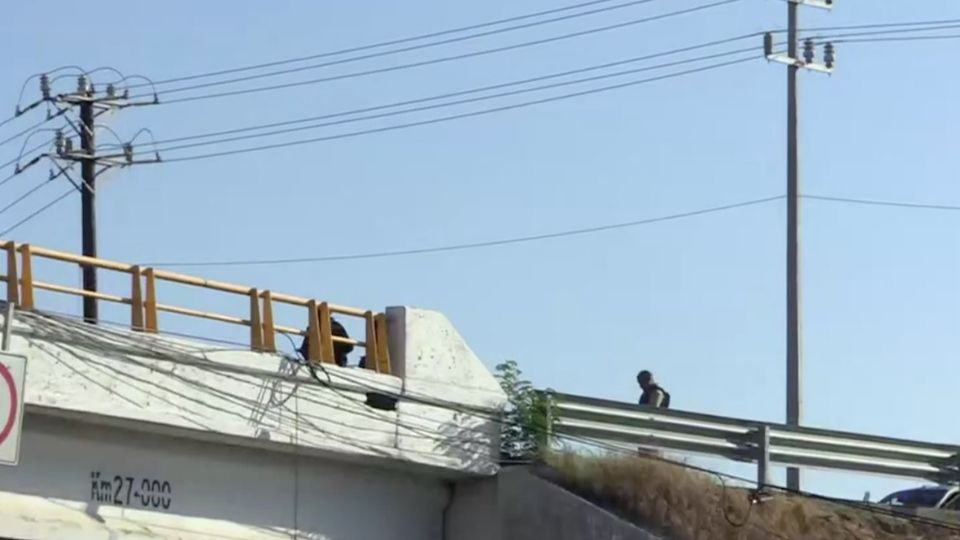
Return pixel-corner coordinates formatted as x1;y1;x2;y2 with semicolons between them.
3;308;501;477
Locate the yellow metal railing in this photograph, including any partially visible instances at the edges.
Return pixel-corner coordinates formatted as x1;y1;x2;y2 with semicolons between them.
0;241;391;374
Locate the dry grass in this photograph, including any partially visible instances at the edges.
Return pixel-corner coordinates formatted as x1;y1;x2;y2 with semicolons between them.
544;452;960;540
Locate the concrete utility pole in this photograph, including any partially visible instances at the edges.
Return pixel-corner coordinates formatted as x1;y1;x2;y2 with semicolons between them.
785;0;803;495
764;0;836;492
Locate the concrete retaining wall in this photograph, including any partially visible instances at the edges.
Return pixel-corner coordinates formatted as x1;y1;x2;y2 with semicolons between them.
1;414;448;540
446;467;666;540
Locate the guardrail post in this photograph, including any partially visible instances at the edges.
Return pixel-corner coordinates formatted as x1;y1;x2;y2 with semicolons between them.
4;241;18;306
319;301;334;364
374;313;391;374
249;288;263;351
144;268;158;333
306;300;322;363
130;266;144;331
756;425;771;490
541;390;555;452
17;244;34;309
364;310;379;372
260;290;276;353
946;452;960;486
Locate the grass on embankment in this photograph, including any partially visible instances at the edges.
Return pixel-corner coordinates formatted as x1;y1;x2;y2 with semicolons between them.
544;452;960;540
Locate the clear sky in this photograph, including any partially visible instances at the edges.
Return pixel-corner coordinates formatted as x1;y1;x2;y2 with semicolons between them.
1;0;958;501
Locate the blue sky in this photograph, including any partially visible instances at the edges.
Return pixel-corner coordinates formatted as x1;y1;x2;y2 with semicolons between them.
1;0;958;500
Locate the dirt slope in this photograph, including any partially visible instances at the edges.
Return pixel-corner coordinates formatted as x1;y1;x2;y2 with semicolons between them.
545;452;960;540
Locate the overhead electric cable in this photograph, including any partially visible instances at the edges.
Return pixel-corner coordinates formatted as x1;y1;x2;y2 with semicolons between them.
134;0;741;103
143;195;783;267
147;46;759;154
156;55;761;163
117;36;759;150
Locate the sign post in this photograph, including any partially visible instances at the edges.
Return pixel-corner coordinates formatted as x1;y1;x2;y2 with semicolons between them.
0;353;26;466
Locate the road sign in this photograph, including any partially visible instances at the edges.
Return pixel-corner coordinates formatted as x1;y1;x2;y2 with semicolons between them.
0;353;26;466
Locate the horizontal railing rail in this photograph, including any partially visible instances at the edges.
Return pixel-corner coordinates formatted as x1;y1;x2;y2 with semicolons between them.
0;241;391;374
548;391;960;487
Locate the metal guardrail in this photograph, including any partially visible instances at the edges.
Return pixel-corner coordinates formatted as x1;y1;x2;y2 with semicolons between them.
0;241;391;373
550;391;960;486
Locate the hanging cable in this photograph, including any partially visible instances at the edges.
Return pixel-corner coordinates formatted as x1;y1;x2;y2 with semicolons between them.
133;0;741;102
143;194;783;267
155;55;761;163
147;46;758;154
0;188;73;237
117;37;759;151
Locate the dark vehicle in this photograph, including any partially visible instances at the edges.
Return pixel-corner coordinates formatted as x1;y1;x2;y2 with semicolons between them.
879;486;960;510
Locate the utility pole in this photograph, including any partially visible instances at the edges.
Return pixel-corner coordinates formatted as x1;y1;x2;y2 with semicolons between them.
12;71;160;324
764;0;836;491
785;0;803;495
78;78;98;323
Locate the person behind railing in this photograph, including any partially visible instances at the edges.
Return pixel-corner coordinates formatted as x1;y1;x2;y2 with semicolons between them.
636;369;671;459
637;370;670;408
298;316;354;367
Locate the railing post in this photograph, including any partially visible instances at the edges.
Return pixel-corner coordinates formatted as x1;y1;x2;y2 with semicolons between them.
1;302;14;351
374;313;391;374
130;265;144;331
4;241;18;306
260;290;276;353
17;244;34;309
143;268;158;333
540;389;555;453
756;425;771;491
319;301;334;364
307;300;322;363
364;310;378;372
944;452;960;487
249;288;263;351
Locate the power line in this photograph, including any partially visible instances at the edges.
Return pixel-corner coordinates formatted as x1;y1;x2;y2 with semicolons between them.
803;194;960;211
792;17;960;34
118;36;758;150
1;137;54;175
156;55;761;163
0;108;71;149
0;187;73;237
0;115;19;131
142;195;784;267
127;0;656;89
133;191;960;268
136;0;741;103
810;22;960;40
146;46;759;154
0;112;58;148
836;33;960;44
139;0;668;96
0;178;53;216
121;10;958;91
0;170;20;189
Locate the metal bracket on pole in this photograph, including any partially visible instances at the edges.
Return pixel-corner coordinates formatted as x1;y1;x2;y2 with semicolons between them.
790;0;833;9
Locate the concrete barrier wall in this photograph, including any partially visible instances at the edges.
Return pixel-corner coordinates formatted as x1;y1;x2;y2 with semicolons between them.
388;306;506;474
2;307;505;476
445;467;666;540
0;415;448;540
